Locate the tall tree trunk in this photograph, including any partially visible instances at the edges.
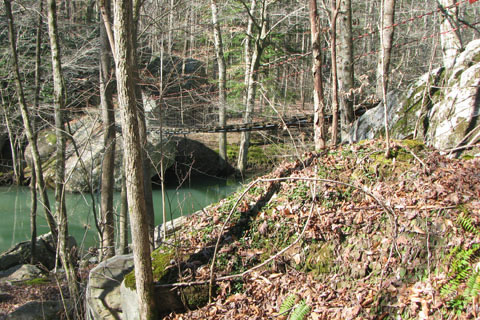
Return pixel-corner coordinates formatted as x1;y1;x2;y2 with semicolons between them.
168;0;174;55
118;170;129;254
113;0;156;318
30;0;44;263
243;0;256;106
3;0;57;243
237;0;267;175
378;0;394;156
438;0;462;68
99;0;116;260
3;107;21;185
132;0;156;249
337;0;354;142
375;0;396;99
46;0;79;303
330;0;340;146
309;0;326;151
210;0;227;170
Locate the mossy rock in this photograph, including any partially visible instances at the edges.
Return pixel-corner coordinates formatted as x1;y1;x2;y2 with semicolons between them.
124;247;175;290
122;246;211;316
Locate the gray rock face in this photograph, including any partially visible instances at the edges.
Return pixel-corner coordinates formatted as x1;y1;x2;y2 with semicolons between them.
26;110;176;192
85;254;134;320
120;280;186;320
6;300;71;320
348;39;480;151
0;264;45;282
0;233;76;271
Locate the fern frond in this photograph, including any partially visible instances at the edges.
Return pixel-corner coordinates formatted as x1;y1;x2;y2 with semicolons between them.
290;300;311;320
279;294;298;315
458;213;478;234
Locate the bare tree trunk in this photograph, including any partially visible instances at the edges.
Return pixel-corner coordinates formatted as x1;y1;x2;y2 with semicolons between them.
438;0;462;68
3;0;57;243
168;0;174;55
99;0;116;260
337;0;354;142
118;171;129;254
309;0;326;151
330;0;340;146
30;0;43;263
237;0;267;175
244;0;256;105
113;0;156;318
3;106;21;185
375;0;396;99
47;0;79;303
210;0;228;170
378;0;393;156
132;0;155;249
30;165;37;264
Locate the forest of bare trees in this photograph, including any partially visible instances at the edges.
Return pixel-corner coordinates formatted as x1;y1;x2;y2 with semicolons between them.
1;0;479;318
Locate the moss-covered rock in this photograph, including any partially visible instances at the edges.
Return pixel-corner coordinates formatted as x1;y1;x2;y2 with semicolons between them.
349;39;480;155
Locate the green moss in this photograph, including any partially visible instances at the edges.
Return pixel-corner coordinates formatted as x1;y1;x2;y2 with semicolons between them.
124;247;175;290
399;139;425;151
41;131;57;145
227;143;287;168
182;284;211;308
24;277;49;285
305;243;334;276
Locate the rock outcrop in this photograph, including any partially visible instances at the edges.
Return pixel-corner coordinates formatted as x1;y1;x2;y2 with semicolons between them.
0;264;45;282
0;233;76;271
26;110;176;192
348;39;480;153
85;254;134;320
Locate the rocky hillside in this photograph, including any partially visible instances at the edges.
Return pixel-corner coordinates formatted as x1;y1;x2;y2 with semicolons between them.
2;140;480;319
150;139;480;319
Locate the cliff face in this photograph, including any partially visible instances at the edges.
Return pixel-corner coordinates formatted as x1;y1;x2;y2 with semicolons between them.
349;39;480;154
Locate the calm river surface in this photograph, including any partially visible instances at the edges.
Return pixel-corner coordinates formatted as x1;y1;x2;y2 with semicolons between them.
0;177;240;254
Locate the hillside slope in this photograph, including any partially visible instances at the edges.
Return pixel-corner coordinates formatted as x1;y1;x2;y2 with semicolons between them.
155;140;480;319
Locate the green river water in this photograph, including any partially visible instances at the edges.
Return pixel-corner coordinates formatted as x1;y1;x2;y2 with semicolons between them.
0;177;240;254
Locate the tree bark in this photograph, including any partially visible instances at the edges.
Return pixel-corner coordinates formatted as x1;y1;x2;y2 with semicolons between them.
99;0;116;260
438;0;462;68
330;0;340;146
309;0;326;151
118;170;129;255
211;0;228;170
47;0;79;302
375;0;396;99
237;0;267;175
3;0;57;243
113;0;156;318
337;0;354;142
132;1;156;249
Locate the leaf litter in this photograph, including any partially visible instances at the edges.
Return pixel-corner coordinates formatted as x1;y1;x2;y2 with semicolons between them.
162;140;480;319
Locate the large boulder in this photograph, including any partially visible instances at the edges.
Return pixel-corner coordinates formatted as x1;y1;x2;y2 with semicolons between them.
0;233;76;271
85;254;134;320
0;264;45;282
6;300;71;320
26;110;176;192
348;39;480;151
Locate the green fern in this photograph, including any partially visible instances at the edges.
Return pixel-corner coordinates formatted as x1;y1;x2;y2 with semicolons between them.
457;212;478;234
279;294;298;315
441;210;480;312
289;300;311;320
278;294;311;320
